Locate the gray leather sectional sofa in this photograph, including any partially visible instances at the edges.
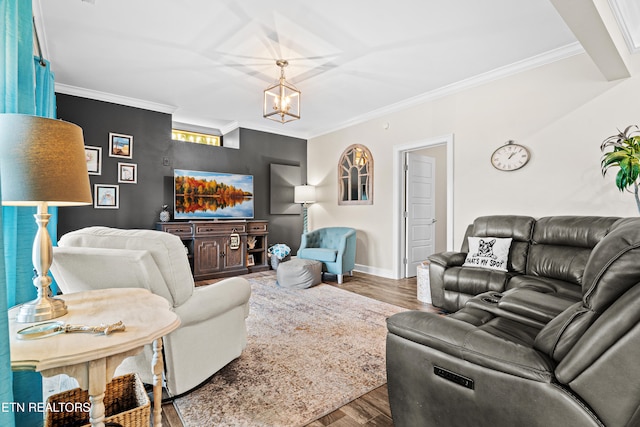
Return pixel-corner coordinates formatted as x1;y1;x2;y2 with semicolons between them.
386;215;640;426
428;215;622;313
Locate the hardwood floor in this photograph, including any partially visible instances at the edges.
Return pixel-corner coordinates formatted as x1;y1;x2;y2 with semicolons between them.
162;271;440;426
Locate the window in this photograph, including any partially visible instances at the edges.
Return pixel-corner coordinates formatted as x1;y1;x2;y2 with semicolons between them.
171;129;221;146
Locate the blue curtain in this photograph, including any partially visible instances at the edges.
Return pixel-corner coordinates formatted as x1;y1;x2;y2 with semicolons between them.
1;1;59;425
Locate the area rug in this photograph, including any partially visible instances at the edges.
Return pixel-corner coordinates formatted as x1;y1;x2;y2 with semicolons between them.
173;272;407;426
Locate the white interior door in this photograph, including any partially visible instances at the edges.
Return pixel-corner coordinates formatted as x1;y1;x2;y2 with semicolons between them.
404;152;436;277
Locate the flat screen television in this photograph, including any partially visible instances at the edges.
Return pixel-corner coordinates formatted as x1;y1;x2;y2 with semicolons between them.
174;169;254;219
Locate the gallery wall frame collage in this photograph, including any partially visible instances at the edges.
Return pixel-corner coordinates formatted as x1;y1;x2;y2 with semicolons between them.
84;132;137;209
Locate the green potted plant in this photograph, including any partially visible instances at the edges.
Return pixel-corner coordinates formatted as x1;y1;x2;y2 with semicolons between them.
601;125;640;213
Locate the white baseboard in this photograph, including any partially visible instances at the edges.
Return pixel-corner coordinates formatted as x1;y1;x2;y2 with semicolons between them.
353;264;396;279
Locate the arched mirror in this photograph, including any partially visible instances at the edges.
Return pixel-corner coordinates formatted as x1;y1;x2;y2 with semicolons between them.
338;144;373;205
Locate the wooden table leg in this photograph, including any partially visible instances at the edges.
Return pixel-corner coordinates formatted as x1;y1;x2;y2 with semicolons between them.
88;392;106;427
152;338;165;427
88;359;107;427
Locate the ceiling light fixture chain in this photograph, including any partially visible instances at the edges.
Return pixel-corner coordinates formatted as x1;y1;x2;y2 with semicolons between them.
263;59;301;124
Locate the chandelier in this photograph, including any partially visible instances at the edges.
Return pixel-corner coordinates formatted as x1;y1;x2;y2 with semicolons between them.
263;60;301;124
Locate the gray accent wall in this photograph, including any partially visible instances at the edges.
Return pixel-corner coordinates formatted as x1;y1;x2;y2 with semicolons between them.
56;94;307;253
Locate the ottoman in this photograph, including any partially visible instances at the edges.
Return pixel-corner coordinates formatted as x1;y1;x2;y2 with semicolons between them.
276;258;322;289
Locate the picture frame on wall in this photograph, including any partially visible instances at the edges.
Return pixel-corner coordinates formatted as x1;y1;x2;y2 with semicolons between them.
108;132;133;159
118;162;137;184
85;146;102;175
94;184;119;209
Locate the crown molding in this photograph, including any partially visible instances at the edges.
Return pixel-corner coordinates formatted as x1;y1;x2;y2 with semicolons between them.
307;42;585;139
219;121;240;136
54;43;584;142
607;0;640;54
234;121;309;140
55;83;177;114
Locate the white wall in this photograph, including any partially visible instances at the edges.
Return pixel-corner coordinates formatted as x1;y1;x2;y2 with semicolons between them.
308;52;640;278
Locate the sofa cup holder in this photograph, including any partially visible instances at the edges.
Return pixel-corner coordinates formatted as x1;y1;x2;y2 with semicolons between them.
481;297;500;304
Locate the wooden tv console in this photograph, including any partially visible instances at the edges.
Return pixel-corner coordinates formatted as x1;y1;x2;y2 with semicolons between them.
157;220;269;281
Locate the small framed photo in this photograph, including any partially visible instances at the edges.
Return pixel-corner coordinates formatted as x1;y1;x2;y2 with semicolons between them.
118;162;137;184
94;184;119;209
85;146;102;175
109;132;133;159
247;254;255;266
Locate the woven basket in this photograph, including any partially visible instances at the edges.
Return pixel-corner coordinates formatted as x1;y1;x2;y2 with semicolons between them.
270;253;291;270
44;373;150;427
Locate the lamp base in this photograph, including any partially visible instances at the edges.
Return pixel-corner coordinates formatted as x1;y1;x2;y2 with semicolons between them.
16;295;67;323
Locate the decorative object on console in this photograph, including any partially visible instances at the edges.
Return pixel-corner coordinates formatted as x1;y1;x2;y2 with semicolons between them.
339;144;373;205
108;132;133;159
462;236;512;272
263;59;301;124
294;184;316;233
600;124;640;213
159;204;171;222
229;230;241;250
94;184;120;209
174;169;254;219
247;235;257;249
490;140;530;171
0;114;92;322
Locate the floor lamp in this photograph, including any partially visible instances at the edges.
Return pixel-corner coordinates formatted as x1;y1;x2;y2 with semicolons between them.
294;185;316;234
0;114;92;323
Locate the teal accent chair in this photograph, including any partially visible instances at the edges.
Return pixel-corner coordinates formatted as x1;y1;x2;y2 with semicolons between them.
297;227;356;284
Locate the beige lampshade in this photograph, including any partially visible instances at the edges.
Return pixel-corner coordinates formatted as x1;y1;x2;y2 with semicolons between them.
0;114;92;206
294;185;316;204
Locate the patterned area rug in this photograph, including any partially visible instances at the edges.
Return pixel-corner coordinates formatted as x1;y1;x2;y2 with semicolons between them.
173;272;407;426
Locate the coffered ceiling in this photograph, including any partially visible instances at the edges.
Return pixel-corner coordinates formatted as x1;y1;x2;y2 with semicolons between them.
33;0;635;139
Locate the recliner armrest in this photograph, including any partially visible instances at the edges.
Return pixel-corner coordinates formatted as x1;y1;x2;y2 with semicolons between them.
498;288;575;324
428;251;467;268
173;277;251;327
427;252;467;309
387;310;555;382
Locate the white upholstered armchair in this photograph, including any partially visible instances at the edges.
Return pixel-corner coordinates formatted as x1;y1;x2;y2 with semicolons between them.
50;226;251;396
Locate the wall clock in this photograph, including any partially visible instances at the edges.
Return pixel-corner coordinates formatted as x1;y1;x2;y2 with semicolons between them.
491;140;530;171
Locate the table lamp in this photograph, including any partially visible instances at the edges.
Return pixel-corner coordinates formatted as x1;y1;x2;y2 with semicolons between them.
0;114;92;323
294;185;316;234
